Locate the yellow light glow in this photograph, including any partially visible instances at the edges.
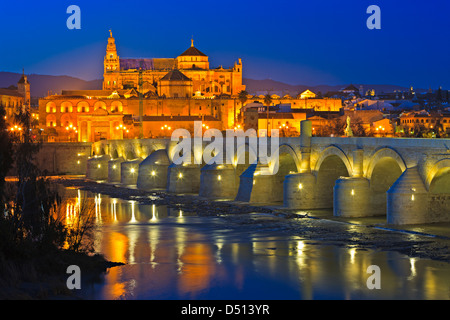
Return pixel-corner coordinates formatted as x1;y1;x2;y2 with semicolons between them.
351;189;355;196
218;175;222;181
178;172;183;179
113;165;116;169
298;183;303;189
411;194;415;201
77;160;80;164
97;164;101;168
130;168;135;173
151;170;156;176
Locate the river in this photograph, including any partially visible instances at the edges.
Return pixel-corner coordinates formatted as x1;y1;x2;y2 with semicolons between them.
60;186;450;300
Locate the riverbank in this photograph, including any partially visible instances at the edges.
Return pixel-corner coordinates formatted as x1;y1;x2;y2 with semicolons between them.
0;249;123;299
54;176;450;264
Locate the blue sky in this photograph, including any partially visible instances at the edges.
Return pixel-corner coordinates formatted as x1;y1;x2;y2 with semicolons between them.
0;0;449;88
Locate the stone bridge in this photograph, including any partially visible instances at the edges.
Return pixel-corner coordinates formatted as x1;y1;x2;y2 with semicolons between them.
86;120;450;225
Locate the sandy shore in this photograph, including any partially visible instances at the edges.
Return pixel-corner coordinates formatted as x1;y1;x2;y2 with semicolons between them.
54;176;450;264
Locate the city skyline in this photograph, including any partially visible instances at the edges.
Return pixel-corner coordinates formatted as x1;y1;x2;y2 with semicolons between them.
0;0;449;89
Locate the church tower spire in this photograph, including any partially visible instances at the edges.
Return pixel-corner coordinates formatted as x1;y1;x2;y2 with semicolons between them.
103;30;120;90
18;69;30;110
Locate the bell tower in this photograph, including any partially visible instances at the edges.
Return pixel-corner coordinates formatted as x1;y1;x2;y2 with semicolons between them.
17;69;30;110
103;30;120;90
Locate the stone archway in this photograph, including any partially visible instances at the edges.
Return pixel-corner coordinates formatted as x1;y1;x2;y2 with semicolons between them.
315;152;351;209
426;159;450;192
366;148;406;215
314;145;353;177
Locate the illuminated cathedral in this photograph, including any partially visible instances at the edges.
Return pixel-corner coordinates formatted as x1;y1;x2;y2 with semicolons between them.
103;30;245;97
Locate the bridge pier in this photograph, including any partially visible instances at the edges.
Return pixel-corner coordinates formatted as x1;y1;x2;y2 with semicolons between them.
235;163;277;203
108;157;124;183
137;150;170;190
86;155;110;180
333;177;370;217
120;159;143;186
199;164;237;199
167;163;201;194
284;172;317;209
387;167;429;224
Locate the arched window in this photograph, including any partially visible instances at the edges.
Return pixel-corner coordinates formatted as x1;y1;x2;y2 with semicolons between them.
111;101;123;113
46;102;56;113
94;101;107;111
77;101;90;113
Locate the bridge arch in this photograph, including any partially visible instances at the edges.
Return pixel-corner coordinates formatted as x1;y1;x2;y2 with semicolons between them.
427;158;450;193
366;147;407;215
314;145;352;208
270;144;301;175
365;147;407;180
314;145;352;175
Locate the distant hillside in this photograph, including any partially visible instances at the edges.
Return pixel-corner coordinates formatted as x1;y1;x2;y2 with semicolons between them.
0;72;102;98
242;78;426;96
0;71;426;99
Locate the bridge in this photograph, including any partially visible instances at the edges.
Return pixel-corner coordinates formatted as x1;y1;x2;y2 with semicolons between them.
85;120;450;225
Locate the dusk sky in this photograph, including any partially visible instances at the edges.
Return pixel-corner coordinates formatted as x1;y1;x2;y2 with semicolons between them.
0;0;449;89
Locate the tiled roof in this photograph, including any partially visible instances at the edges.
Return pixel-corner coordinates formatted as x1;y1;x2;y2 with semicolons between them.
179;46;207;57
0;88;23;97
119;58;176;70
160;69;192;81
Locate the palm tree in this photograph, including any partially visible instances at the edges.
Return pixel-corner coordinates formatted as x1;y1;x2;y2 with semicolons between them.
263;94;273;135
238;90;248;106
237;90;248;126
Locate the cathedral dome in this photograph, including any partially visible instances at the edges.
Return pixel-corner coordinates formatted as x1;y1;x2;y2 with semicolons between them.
179;39;207;57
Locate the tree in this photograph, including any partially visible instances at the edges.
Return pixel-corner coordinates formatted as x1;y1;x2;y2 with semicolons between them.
325;117;345;136
263;94;273;134
237;90;248;126
238;90;248;108
351;117;368;137
0;105;13;211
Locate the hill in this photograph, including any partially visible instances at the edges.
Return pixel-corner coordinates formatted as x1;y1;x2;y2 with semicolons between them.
0;72;425;99
242;78;426;96
0;72;102;98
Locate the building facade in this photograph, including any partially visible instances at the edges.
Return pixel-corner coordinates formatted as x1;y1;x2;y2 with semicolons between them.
103;31;245;97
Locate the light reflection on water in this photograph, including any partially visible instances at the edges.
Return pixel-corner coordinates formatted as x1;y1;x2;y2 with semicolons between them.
61;188;450;300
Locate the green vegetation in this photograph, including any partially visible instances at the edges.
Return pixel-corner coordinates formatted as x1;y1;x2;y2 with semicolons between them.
0;105;116;299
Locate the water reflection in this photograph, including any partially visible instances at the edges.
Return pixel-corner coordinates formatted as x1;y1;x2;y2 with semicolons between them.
60;188;450;300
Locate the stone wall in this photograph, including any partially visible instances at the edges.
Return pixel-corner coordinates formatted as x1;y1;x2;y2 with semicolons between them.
7;142;92;176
